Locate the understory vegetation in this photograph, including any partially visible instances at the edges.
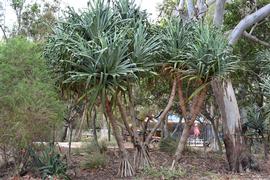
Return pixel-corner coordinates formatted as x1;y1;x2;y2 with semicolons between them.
0;0;270;179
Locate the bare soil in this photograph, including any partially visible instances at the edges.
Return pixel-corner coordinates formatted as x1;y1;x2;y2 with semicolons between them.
67;148;270;180
3;147;270;180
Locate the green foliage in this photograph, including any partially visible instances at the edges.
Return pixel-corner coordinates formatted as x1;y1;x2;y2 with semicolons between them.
163;21;239;83
20;0;60;41
158;0;179;17
142;166;186;179
29;144;69;179
80;140;108;169
83;140;108;154
159;136;178;155
81;152;107;169
44;0;160;108
0;38;64;167
246;106;267;136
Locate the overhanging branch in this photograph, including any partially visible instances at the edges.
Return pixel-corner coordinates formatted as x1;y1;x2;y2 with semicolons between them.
228;4;270;45
243;31;270;48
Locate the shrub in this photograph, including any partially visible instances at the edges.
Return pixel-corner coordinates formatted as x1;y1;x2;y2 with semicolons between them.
0;38;64;173
29;144;69;179
80;140;108;169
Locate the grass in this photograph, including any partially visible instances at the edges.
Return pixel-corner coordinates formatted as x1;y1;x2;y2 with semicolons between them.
76;140;109;169
159;136;178;155
142;166;186;179
80;152;107;169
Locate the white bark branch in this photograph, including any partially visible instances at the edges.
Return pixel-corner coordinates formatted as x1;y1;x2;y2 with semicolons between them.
197;0;208;18
213;0;226;26
243;31;270;48
187;0;195;19
228;4;270;45
207;0;216;6
179;0;185;11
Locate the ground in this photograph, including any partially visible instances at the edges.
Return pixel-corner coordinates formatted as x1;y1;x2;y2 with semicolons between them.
68;147;270;180
3;144;270;180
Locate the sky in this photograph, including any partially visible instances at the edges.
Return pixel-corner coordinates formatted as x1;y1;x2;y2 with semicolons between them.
1;0;163;38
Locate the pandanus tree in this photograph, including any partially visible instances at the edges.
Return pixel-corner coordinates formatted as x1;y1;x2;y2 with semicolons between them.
160;20;239;167
44;0;160;177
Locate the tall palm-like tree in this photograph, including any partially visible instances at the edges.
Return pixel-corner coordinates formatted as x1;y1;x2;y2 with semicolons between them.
160;20;239;166
44;0;160;177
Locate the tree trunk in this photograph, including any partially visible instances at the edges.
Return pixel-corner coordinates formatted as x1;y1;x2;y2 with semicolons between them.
128;85;139;126
213;0;226;26
163;116;169;138
68;126;73;159
178;0;185;11
172;87;207;166
76;103;88;141
211;79;248;172
145;79;177;145
117;95;136;146
211;119;222;153
211;1;268;172
105;97;134;177
172;124;190;167
92;107;100;151
197;0;207;19
187;0;195;19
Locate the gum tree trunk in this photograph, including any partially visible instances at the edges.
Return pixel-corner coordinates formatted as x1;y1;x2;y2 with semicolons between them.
211;79;246;171
211;2;270;172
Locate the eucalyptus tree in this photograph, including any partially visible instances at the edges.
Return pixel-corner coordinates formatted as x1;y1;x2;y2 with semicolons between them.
44;0;160;177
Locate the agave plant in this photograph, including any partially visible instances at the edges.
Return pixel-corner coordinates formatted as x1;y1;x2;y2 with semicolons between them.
44;0;160;177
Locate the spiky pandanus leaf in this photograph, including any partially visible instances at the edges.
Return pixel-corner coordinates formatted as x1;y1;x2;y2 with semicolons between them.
44;0;160;177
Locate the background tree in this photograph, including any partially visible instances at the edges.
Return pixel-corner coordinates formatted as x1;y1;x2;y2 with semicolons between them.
0;38;64;174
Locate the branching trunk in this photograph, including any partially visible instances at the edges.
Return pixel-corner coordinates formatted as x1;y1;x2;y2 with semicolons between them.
228;4;270;45
173;87;207;166
145;79;177;145
105;97;134;177
197;0;207;19
211;1;268;172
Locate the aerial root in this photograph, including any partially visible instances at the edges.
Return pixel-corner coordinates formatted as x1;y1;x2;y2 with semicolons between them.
118;158;135;177
134;144;151;169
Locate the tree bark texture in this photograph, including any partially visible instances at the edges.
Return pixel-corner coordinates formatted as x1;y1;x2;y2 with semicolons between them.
187;0;195;19
211;79;247;171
